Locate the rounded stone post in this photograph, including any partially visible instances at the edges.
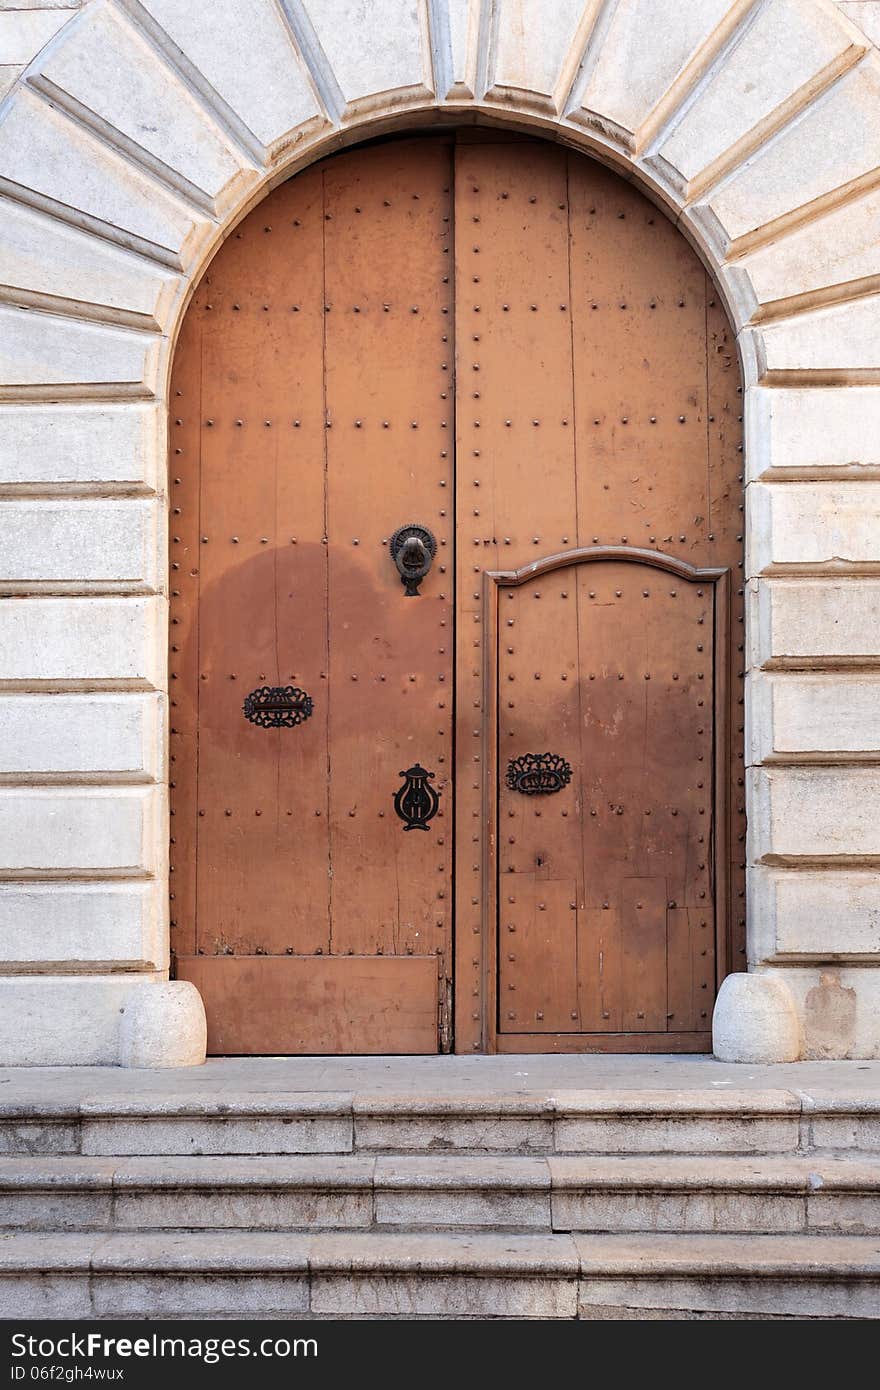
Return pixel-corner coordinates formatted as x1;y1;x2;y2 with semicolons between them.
118;981;207;1068
712;972;801;1063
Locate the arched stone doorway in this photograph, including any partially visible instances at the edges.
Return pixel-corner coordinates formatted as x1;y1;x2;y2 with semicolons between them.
2;0;878;1065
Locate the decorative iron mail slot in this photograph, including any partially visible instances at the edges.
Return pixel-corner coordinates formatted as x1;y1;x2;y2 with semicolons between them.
506;752;573;795
243;685;313;729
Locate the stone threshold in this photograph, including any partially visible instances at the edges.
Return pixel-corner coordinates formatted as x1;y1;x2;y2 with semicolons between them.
1;1053;879;1107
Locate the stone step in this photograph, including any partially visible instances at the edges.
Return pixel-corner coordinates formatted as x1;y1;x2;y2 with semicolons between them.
1;1153;878;1235
1;1230;877;1320
2;1087;878;1157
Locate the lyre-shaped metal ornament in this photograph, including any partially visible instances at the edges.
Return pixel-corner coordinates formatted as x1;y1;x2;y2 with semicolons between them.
393;763;440;830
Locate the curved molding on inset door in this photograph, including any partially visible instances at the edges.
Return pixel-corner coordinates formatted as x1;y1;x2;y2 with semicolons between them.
486;545;729;588
480;546;732;1051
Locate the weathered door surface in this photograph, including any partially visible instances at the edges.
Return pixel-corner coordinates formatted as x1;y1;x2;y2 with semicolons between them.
489;552;727;1050
170;133;744;1054
171;141;454;1053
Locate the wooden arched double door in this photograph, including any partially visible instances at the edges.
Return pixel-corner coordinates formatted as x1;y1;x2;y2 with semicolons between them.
170;132;745;1055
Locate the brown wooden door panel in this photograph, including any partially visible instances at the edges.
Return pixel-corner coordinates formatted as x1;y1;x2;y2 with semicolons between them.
172;141;453;1053
322;141;453;961
186;956;438;1054
452;139;580;1053
171;131;744;1055
490;551;725;1045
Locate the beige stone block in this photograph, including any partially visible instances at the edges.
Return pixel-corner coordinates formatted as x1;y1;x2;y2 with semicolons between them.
0;595;164;685
0;880;163;966
748;672;880;763
0;1121;79;1155
36;4;249;212
806;1191;880;1234
0;303;158;393
0;692;163;779
697;58;880;251
0;89;203;266
749;766;880;860
760;965;880;1058
553;1113;798;1155
0;1190;113;1231
487;0;586;110
554;1188;804;1234
750;864;880;959
839;1;880;48
0;786;159;874
746;482;880;575
302;0;432;116
0;9;69;64
0;401;161;490
132;0;324;155
810;1113;880;1151
82;1115;353;1157
0;499;159;588
0;65;20;102
576;0;735;140
0;975;163;1066
444;0;479;98
738;187;880;316
114;1188;371;1230
748;578;880;665
656;0;855;195
745;385;880;479
577;1273;879;1318
0;1274;93;1318
375;1187;550;1229
0;197;176;328
92;1273;310;1317
312;1274;577;1317
760;293;880;373
354;1113;554;1152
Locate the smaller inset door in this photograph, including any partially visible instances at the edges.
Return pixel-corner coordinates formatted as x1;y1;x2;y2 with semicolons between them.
488;549;728;1052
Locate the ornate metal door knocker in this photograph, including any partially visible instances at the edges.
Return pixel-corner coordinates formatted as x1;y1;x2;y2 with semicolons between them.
393;763;440;830
390;524;437;596
506;752;573;795
243;685;313;728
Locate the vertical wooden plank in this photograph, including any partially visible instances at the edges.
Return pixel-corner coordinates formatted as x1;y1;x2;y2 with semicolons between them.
619;876;667;1032
571;560;716;1035
499;876;578;1032
667;908;701;1032
454;138;577;1051
577;906;622;1032
322;140;453;1020
495;568;582;1033
567;155;710;557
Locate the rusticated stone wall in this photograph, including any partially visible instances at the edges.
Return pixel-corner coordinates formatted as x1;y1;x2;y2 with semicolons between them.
0;0;879;1063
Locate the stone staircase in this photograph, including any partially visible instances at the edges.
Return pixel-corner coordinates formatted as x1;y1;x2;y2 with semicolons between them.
1;1083;879;1319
